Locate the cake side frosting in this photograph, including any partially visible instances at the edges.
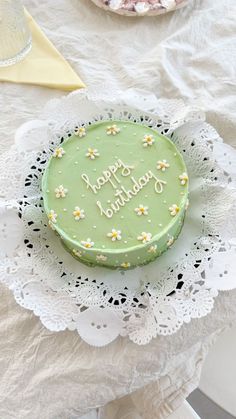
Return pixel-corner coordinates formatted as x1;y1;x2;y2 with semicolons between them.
42;120;188;269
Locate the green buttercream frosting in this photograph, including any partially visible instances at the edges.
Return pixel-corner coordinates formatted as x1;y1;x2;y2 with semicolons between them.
42;120;188;269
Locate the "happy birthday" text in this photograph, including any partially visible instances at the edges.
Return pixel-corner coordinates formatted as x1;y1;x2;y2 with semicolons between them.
81;158;166;219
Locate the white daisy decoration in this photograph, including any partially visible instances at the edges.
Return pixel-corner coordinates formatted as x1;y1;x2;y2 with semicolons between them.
73;206;85;221
121;262;131;269
48;209;57;223
167;236;174;247
169;204;180;216
75;126;86;138
137;232;152;244
157;160;170;171
148;245;157;254
107;228;122;242
73;249;82;258
53;147;65;159
179;172;189;185
81;238;94;249
142;134;154;147
55;185;68;198
86;147;100;160
135;205;149;216
106;124;120;136
96;254;107;262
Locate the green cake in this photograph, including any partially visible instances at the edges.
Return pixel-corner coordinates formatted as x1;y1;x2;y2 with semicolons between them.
42;120;189;269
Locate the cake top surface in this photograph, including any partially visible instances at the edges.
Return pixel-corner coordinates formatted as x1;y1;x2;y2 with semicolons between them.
42;120;188;253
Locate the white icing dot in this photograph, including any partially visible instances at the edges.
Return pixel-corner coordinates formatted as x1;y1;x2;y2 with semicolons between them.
123;125;127;128
76;147;79;150
46;190;50;193
129;151;133;155
174;153;177;156
102;245;105;249
73;235;77;239
163;200;167;204
140;159;144;162
58;170;62;174
145;195;148;198
93;168;97;172
120;215;124;219
180;192;184;195
125;254;128;257
133;133;137;136
159;223;163;227
124;240;127;244
96;137;100;140
115;156;118;159
63;208;67;212
81;194;85;198
93;225;97;229
75;161;78;165
107;200;111;204
148;219;151;223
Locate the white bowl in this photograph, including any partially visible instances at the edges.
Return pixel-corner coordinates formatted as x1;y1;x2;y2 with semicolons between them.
90;0;189;17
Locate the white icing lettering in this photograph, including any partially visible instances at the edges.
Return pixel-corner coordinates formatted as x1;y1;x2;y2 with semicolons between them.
81;173;99;194
120;162;134;177
111;201;120;213
114;189;127;206
97;176;106;187
82;159;167;219
81;159;134;193
103;169;117;189
96;201;113;218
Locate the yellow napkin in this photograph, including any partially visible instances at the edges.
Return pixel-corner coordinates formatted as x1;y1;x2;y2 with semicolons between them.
0;11;85;91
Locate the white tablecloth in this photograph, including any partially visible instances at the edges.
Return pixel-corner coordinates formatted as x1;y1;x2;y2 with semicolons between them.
0;1;236;418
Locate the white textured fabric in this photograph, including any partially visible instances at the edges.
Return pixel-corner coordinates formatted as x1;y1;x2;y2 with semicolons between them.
0;0;236;418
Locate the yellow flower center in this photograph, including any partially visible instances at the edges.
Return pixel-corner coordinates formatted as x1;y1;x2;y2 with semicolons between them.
85;243;91;248
112;231;118;238
74;210;81;217
140;207;145;213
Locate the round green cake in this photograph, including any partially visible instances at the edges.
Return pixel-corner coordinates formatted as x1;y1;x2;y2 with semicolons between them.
42;120;189;269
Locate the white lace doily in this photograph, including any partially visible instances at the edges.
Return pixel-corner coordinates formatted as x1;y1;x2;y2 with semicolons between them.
1;88;236;347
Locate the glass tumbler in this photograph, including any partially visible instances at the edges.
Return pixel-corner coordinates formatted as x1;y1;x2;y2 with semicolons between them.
0;0;31;67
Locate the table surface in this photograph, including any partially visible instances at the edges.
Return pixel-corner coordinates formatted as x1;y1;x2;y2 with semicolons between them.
0;1;236;418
